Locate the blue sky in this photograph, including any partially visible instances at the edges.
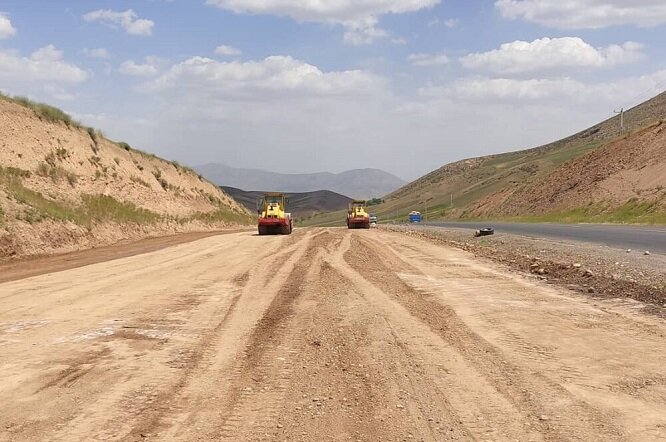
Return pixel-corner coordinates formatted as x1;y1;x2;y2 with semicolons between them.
1;1;666;180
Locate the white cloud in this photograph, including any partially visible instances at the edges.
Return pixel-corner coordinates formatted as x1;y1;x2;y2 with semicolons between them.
0;13;16;39
444;18;459;28
343;17;389;45
460;37;644;75
118;57;161;77
408;52;450;66
420;69;666;105
215;45;242;56
0;45;88;84
143;55;385;97
495;0;666;29
83;9;155;36
82;48;111;59
206;0;440;44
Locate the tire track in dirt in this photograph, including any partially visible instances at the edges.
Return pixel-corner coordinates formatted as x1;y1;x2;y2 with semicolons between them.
274;249;474;442
126;230;324;441
344;233;626;441
211;231;337;440
35;232;316;442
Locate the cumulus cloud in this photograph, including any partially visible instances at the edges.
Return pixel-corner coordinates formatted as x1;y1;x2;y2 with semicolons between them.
460;37;644;75
82;48;111;59
495;0;666;29
0;13;16;39
83;9;154;36
0;45;88;84
206;0;440;44
143;55;385;98
420;69;666;106
215;45;242;56
408;52;450;66
118;57;162;77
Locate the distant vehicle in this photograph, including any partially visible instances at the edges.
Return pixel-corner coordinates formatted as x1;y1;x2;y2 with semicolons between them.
347;200;370;229
369;214;378;224
257;192;293;235
409;211;422;223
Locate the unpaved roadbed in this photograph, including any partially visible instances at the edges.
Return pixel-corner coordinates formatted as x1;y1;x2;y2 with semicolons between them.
388;225;666;314
1;228;665;441
0;229;249;284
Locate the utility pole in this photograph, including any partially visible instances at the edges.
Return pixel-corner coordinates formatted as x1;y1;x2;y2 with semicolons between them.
450;194;453;208
614;108;625;134
424;201;428;222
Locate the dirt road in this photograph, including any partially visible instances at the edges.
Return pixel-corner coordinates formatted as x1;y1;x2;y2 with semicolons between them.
1;228;665;441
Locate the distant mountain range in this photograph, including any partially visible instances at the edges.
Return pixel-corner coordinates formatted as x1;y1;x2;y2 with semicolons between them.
196;163;405;199
221;187;352;220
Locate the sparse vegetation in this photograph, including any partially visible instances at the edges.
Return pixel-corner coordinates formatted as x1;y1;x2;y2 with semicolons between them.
183;208;253;225
89;156;102;168
82;195;160;224
513;199;666;225
66;172;78;186
152;169;170;190
35;161;76;185
118;142;131;151
130;175;152;188
9;95;79;127
55;147;70;161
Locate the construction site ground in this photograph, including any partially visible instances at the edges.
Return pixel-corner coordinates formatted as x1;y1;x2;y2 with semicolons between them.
1;228;665;441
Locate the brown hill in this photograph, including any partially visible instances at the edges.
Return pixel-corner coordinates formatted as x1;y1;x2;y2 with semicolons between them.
221;186;353;220
304;90;666;226
0;94;251;259
466;121;666;218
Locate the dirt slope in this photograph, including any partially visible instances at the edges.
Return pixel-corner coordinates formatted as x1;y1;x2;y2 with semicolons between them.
468;121;666;217
1;228;664;441
302;91;665;226
0;95;251;258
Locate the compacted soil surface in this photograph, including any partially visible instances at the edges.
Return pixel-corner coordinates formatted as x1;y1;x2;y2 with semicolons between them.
1;228;665;441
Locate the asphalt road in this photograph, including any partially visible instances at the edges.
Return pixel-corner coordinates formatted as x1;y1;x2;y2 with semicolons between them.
418;221;666;254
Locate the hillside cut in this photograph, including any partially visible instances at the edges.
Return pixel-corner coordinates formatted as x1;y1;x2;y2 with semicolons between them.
0;95;250;259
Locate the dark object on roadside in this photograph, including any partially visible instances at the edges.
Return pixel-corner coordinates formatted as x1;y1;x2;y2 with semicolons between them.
474;227;495;237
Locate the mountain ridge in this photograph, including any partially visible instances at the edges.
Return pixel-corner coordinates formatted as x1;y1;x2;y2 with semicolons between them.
196;163;405;200
221;186;353;220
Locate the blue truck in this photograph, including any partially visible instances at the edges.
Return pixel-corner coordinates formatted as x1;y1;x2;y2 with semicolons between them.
409;211;422;223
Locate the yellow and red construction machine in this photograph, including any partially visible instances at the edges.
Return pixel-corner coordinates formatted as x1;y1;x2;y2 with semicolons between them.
257;192;293;235
347;200;370;229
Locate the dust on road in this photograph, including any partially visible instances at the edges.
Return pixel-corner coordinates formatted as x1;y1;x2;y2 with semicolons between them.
1;228;665;441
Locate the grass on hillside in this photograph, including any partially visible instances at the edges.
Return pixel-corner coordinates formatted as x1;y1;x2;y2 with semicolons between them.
2;165;252;228
184;209;253;225
512;198;666;225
